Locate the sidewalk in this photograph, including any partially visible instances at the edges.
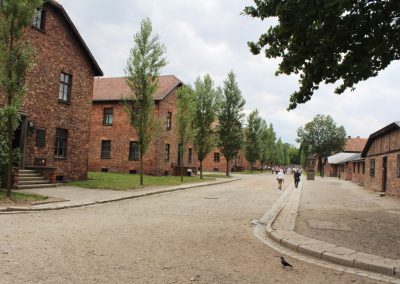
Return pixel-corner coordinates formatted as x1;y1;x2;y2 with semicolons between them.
0;177;239;213
265;177;400;279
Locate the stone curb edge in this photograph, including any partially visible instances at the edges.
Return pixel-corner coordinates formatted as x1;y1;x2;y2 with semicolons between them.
262;182;400;279
0;177;240;214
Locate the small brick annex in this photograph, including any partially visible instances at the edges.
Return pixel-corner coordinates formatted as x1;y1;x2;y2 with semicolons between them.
201;148;258;173
0;1;103;184
88;76;198;176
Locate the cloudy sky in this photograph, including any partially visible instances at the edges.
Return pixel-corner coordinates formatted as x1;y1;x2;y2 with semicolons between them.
59;0;400;145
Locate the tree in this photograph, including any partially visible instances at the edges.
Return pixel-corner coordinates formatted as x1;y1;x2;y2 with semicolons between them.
244;110;262;173
296;114;346;177
0;0;44;197
175;85;194;182
243;1;400;110
288;145;300;165
275;138;285;166
125;18;167;186
217;71;245;176
192;74;220;179
259;120;276;172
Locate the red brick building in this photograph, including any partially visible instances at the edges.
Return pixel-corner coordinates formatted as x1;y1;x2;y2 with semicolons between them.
0;1;103;184
361;122;400;197
201;148;257;173
89;76;198;176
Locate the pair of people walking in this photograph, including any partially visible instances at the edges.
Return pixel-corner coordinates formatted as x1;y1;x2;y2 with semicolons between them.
276;169;301;190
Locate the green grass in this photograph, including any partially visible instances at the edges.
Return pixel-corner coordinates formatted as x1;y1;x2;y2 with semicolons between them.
202;173;232;178
68;171;221;190
0;190;48;202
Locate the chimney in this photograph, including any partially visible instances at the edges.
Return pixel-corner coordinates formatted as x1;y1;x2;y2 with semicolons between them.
347;136;351;139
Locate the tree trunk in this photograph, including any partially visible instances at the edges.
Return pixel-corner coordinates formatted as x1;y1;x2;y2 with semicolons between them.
318;156;324;177
226;158;230;176
200;160;203;179
250;162;253;173
140;153;144;185
180;154;184;182
6;116;13;198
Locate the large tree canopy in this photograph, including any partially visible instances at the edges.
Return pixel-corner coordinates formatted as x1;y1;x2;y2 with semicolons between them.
243;0;400;110
297;114;346;176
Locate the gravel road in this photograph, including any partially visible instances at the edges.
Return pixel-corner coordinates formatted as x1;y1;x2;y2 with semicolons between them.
0;174;382;283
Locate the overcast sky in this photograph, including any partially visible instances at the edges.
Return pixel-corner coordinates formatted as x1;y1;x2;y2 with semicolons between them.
59;0;400;145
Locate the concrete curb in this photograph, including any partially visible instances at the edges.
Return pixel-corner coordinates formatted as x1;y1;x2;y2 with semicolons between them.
0;177;240;214
261;180;400;279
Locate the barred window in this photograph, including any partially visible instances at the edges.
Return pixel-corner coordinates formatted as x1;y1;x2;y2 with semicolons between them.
101;140;111;159
129;141;139;161
131;108;139;126
54;128;67;158
103;108;113;125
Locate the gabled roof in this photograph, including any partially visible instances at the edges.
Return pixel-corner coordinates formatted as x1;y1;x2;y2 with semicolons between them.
361;122;400;157
344;137;368;152
47;0;103;76
93;76;182;102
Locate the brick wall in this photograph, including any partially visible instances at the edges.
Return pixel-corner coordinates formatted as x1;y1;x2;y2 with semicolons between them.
364;129;400;196
0;3;98;182
88;88;198;175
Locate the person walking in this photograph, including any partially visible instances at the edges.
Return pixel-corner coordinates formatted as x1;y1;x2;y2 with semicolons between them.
294;169;301;188
277;169;284;190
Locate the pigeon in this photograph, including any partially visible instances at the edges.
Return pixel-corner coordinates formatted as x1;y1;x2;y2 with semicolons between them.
280;256;293;269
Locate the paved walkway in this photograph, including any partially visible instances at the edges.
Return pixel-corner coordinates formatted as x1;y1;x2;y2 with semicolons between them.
265;176;400;280
0;178;239;213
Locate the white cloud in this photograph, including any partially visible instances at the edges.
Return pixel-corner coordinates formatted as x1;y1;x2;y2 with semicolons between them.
58;0;400;145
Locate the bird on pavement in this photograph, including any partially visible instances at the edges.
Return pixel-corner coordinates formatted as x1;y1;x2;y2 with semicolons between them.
280;256;293;269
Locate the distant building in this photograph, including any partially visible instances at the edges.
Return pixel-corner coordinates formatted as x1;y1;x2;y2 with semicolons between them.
361;122;400;196
88;76;198;176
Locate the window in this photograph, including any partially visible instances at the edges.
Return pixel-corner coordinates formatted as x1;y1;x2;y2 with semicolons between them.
166;112;172;130
131;108;139;126
54;128;67;158
188;148;192;163
101;140;111;159
214;152;220;163
59;72;72;103
129;141;139;161
165;144;170;162
36;129;46;148
397;155;400;177
103;108;113;125
370;159;375;177
32;9;46;30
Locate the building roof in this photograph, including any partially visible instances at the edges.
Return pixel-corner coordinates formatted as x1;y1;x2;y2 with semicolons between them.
93;76;182;101
344;137;368;152
361;121;400;157
327;152;358;165
47;0;103;76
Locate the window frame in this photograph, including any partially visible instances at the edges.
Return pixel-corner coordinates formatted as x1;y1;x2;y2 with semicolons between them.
214;152;220;163
166;112;172;130
32;9;46;31
165;144;170;162
131;108;139;127
103;108;113;126
101;140;111;159
370;159;375;177
397;154;400;178
59;72;72;103
54;128;67;158
36;129;46;148
128;141;139;161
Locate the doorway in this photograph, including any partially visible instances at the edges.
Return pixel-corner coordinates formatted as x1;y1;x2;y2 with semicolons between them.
382;156;387;192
